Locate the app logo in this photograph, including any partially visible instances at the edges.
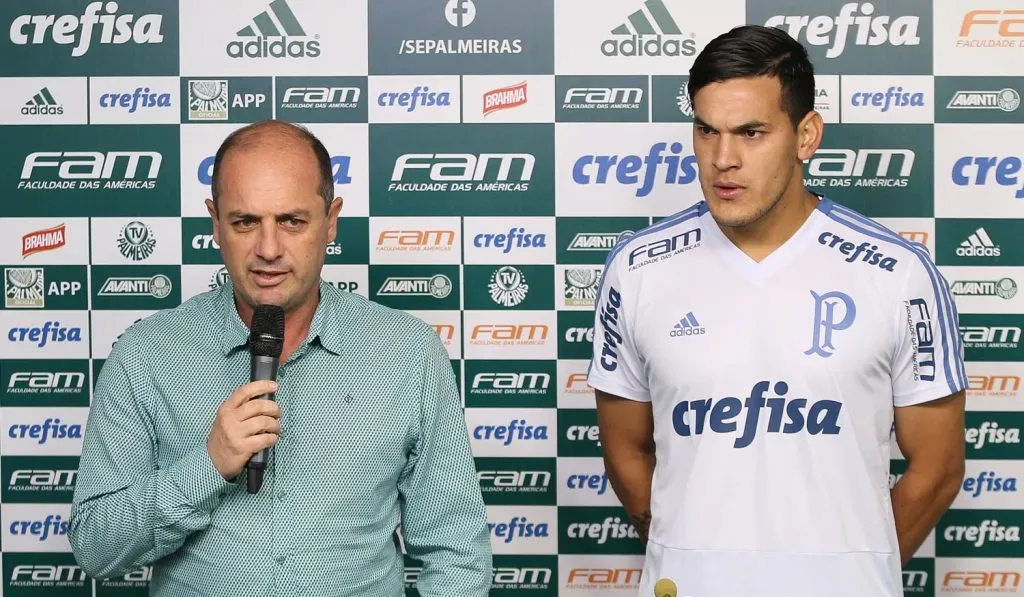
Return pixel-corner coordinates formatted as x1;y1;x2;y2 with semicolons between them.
483;81;527;116
187;80;229;121
564;268;600;308
117;221;156;261
602;0;696;58
958;227;1001;258
5;268;44;308
817;232;898;271
573;141;698;198
764;2;921;59
228;0;320;59
7;321;82;347
377;85;452;113
97;274;172;299
669;311;704;337
489;266;529;307
958;10;1024;49
674;380;842;448
951;278;1018;300
377;275;452;299
947;88;1021;112
22;87;63;116
96;86;172;114
9;2;165;57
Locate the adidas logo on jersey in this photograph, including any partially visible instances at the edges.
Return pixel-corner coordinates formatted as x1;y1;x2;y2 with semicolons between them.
672;380;842;448
669;312;705;337
957;228;1001;258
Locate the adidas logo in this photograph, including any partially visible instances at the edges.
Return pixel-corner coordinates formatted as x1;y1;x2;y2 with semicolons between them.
957;228;1002;258
227;0;321;59
669;311;705;337
22;87;63;116
602;0;697;58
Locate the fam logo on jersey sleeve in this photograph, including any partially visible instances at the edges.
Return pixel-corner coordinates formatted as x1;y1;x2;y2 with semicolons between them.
0;2;179;76
179;0;367;76
752;0;931;75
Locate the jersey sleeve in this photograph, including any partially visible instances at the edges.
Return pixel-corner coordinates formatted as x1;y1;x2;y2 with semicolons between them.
891;253;967;407
587;248;650;402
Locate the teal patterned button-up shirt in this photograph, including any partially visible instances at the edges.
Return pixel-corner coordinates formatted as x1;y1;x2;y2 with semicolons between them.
69;280;492;597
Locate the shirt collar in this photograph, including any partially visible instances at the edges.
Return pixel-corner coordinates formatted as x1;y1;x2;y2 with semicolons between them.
218;279;345;357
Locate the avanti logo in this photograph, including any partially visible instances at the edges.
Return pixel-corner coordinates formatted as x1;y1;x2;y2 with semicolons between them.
673;380;842;448
7;321;82;347
227;0;320;59
602;0;696;58
764;2;921;59
97;274;172;299
568;231;633;252
21;224;66;257
947;89;1021;112
376;275;452;299
950;278;1018;300
952;156;1024;199
22;87;63;116
9;2;165;57
572;142;698;198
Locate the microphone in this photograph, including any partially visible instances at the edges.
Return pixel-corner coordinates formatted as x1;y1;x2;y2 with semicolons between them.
246;304;284;494
654;578;677;597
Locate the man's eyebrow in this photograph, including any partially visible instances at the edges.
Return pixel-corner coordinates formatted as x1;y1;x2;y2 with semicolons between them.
693;117;771;133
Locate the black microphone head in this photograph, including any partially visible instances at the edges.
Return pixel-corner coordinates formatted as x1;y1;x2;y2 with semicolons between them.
249;304;285;357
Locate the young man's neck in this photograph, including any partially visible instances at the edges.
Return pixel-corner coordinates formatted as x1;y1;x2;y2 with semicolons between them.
718;186;820;263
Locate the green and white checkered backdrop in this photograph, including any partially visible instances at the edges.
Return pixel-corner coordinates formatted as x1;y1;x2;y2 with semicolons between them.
1;0;1022;595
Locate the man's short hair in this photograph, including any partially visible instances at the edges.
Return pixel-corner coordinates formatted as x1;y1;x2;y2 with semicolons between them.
688;25;815;129
210;119;334;213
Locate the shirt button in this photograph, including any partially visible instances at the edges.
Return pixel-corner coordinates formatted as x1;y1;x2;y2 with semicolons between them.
277;490;287;500
276;556;286;565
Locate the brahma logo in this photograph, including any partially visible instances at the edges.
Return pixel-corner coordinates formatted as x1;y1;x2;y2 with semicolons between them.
9;2;166;57
376;229;456;252
483;81;527;116
958;10;1024;49
21;224;67;258
952;156;1024;199
227;0;321;59
764;2;921;58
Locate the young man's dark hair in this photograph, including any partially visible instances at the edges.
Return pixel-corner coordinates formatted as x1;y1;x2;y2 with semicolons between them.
688;25;815;129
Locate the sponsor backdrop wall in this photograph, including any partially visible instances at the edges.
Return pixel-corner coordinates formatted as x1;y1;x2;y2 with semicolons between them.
1;0;1022;595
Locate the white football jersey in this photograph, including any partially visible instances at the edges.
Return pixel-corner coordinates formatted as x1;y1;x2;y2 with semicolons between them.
588;196;966;597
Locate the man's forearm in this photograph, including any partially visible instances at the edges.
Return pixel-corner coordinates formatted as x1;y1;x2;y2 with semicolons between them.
891;468;962;565
603;450;656;541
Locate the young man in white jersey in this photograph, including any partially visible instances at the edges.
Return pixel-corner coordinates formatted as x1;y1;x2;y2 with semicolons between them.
588;25;966;597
